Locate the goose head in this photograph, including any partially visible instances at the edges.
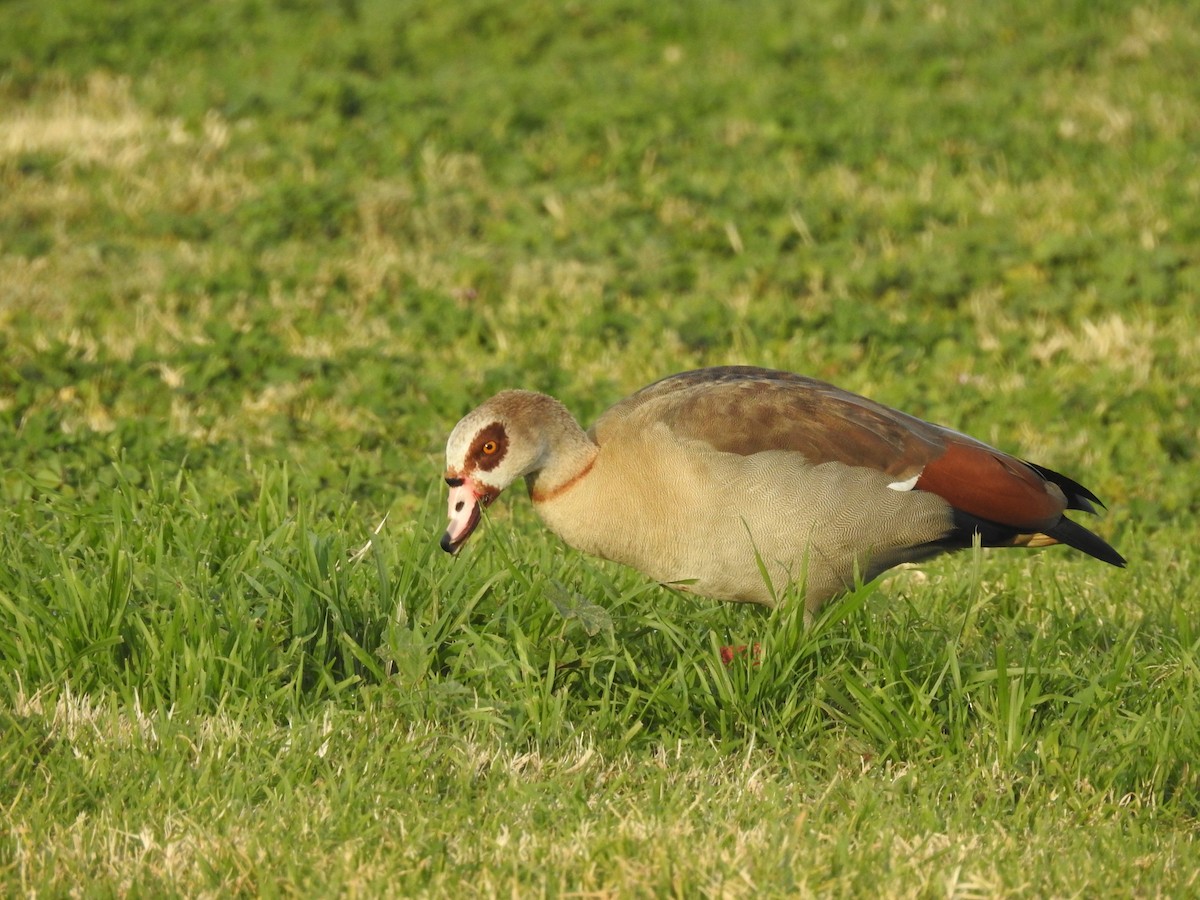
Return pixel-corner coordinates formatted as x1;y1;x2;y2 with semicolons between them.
440;390;573;554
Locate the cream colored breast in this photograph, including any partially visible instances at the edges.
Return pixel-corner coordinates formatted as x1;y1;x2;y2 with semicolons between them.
531;419;954;609
532;422;691;583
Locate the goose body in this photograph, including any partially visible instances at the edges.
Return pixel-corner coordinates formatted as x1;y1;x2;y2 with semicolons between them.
441;366;1124;613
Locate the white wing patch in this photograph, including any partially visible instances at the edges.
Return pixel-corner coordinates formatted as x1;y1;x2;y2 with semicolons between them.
887;472;921;492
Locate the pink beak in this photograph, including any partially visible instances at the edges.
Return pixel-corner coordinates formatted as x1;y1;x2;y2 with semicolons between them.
440;478;496;554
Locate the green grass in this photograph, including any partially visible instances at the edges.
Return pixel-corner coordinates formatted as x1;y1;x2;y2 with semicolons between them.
3;0;1200;894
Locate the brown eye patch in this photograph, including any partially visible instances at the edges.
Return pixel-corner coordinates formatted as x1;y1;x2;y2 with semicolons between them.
469;423;508;472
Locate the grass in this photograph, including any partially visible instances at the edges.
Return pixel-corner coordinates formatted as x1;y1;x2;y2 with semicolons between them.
2;0;1200;894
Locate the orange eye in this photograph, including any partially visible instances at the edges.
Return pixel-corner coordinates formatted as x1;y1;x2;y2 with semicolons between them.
482;440;498;455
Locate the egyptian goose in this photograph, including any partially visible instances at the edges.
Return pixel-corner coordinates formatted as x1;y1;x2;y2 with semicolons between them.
441;366;1124;614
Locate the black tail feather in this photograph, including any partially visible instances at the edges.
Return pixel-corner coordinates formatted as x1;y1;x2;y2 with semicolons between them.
943;509;1126;569
1043;516;1127;568
1025;461;1106;514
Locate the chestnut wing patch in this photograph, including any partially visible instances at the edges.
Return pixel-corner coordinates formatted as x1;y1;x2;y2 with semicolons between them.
914;440;1065;531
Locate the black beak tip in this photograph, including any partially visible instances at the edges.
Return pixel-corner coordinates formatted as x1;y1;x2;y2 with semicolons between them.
439;531;457;554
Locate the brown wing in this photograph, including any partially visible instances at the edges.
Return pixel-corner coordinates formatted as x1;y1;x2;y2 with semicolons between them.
596;366;1071;532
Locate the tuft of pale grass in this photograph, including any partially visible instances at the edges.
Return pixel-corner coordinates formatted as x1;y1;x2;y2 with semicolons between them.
0;73;149;167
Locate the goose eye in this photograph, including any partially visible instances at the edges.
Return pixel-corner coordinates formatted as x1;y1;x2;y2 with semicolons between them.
482;440;498;455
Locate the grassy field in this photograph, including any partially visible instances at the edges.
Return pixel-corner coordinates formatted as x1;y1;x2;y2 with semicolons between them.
3;0;1200;895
